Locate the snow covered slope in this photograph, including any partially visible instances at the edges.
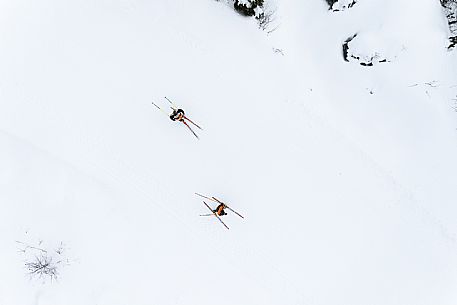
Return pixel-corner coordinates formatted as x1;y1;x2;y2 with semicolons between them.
1;0;457;304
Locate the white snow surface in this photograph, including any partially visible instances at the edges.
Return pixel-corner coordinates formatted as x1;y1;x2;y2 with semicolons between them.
1;0;457;304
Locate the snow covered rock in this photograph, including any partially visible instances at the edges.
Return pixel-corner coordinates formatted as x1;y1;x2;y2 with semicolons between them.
342;32;401;66
331;0;357;11
325;0;356;11
324;0;338;8
234;0;265;18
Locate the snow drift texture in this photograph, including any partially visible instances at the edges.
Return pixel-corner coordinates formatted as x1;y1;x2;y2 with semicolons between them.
1;0;457;305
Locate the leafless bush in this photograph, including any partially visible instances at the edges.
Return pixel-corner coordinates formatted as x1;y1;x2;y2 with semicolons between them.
17;240;71;283
258;9;277;32
25;253;59;281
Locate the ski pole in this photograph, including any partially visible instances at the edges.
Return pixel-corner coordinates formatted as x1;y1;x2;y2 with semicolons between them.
164;96;178;110
152;101;169;116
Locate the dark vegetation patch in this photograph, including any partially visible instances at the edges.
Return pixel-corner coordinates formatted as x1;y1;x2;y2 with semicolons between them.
325;0;357;11
440;0;457;49
342;34;357;61
234;0;264;17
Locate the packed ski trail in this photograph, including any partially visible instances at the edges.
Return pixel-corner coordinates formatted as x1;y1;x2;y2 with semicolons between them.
1;0;457;305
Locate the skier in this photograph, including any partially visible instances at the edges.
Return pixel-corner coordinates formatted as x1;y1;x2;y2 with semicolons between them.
152;97;202;139
169;108;185;122
197;193;244;230
213;203;227;216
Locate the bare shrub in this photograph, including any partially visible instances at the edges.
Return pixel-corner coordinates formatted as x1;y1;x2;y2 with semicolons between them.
258;9;277;32
17;240;71;283
25;253;59;281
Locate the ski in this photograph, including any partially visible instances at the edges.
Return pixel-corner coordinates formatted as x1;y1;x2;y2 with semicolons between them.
182;120;199;139
195;193;214;202
203;201;229;230
195;193;244;219
211;196;244;219
184;116;203;130
225;206;244;219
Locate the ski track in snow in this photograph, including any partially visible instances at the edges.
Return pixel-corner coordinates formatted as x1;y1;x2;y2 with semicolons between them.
288;95;457;250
